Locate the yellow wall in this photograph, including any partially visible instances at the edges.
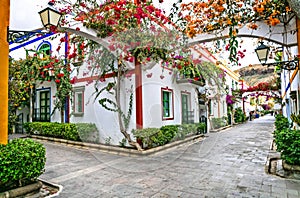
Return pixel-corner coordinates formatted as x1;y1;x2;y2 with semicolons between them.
0;0;9;145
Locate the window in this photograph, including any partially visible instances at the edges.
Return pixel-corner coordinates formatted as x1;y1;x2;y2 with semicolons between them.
181;93;191;124
73;86;85;116
38;42;51;57
33;89;51;122
209;100;214;116
162;88;174;120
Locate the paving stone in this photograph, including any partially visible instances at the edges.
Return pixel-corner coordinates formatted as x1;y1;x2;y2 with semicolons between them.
36;115;300;197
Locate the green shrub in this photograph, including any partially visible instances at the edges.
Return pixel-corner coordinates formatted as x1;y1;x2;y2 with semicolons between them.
274;114;290;131
133;123;205;149
24;122;99;143
197;123;206;134
75;123;99;143
234;107;246;123
0;139;46;192
211;117;228;129
275;129;300;165
132;128;160;148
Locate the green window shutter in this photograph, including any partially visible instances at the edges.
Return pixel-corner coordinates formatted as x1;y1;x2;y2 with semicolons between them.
163;91;170;117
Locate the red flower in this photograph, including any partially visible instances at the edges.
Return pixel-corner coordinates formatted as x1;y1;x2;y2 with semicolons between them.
57;73;64;78
108;44;116;51
128;56;134;63
55;79;60;84
60;37;66;42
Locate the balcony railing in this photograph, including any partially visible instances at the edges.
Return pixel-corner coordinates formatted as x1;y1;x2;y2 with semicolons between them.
176;73;205;86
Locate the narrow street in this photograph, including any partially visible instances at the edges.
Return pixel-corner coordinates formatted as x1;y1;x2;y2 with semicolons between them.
39;115;300;197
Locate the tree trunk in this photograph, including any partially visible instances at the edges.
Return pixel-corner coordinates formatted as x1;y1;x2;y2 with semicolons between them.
60;107;64;123
29;88;33;122
115;62;142;151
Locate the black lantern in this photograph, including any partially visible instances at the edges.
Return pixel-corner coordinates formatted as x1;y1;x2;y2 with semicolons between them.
8;3;62;43
255;41;270;64
255;41;298;71
39;6;62;29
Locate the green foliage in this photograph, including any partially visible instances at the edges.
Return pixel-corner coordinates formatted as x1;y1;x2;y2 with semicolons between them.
291;113;300;126
119;138;127;147
197;123;207;134
105;137;112;145
24;122;99;143
274;114;290;131
9;50;73;124
260;110;271;116
211;117;228;129
234;107;246;123
132;128;160;148
132;123;205;149
0;139;46;192
274;129;300;165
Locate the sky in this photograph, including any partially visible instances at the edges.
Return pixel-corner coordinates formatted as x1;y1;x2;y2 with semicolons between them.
10;0;49;30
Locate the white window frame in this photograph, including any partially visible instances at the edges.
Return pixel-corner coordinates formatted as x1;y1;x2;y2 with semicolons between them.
161;88;174;120
73;86;85;116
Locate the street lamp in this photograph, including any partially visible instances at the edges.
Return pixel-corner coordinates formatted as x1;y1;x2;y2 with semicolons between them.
7;3;62;43
255;41;299;70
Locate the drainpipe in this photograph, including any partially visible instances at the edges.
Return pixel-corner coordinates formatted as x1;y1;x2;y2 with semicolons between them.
64;32;70;123
0;0;9;144
134;0;143;129
297;18;300;114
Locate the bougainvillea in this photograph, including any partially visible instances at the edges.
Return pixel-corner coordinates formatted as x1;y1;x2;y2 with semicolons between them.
177;0;293;64
49;0;230;149
241;81;279;93
9;50;72;123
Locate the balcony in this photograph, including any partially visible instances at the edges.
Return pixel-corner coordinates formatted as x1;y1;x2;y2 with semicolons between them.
176;73;205;86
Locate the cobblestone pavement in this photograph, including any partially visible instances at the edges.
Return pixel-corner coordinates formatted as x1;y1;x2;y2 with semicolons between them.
39;115;300;198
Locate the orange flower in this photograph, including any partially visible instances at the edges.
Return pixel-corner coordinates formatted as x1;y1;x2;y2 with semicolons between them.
197;2;208;9
215;5;225;12
269;17;280;26
227;19;232;25
232;29;237;36
255;5;265;13
248;23;258;30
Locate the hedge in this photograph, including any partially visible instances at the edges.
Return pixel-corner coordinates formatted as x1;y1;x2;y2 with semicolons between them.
274;128;300;165
274;114;300;165
132;123;206;149
0;139;46;192
24;122;99;143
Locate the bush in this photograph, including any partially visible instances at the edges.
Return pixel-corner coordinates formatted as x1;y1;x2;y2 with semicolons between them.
234;107;246;123
133;123;205;149
24;122;99;143
274;114;290;131
75;123;99;143
132;128;160;148
0;139;46;192
274;129;300;165
197;123;206;134
211;117;228;129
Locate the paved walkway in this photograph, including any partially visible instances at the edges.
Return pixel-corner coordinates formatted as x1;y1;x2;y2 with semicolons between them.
39;115;300;197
